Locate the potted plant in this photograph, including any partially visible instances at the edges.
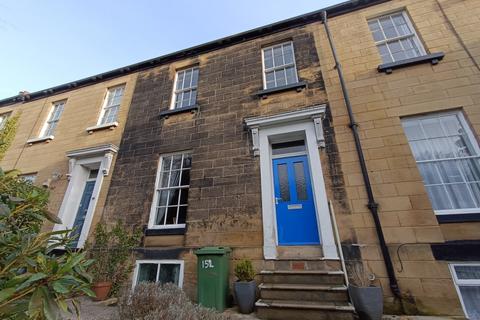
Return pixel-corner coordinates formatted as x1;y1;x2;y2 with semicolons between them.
233;259;257;314
87;222;141;301
347;262;383;320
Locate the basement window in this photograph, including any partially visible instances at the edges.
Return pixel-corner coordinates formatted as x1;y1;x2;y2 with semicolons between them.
133;260;184;288
450;264;480;319
368;11;426;64
262;41;299;90
402;111;480;216
171;67;199;109
148;153;192;229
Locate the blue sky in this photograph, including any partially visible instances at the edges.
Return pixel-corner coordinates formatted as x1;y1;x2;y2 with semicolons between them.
0;1;343;99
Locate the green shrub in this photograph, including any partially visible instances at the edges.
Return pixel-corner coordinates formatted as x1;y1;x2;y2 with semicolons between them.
87;222;141;297
118;282;230;320
0;169;94;319
234;259;255;282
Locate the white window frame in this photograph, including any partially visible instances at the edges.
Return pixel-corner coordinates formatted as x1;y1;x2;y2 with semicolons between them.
148;152;191;230
403;110;480;216
170;67;199;110
97;84;125;126
39;100;66;138
368;11;426;63
449;263;480;319
132;260;184;289
261;41;299;90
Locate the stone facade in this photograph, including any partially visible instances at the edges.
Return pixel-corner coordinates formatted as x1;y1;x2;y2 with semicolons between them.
0;73;138;241
315;0;480;316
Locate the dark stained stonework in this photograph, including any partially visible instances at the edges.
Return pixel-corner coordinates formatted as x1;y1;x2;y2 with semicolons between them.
101;25;330;297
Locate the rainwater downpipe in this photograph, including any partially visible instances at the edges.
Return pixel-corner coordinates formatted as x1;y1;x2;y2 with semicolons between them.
322;10;401;298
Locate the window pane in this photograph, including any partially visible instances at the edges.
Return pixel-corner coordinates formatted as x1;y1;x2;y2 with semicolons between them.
440;115;462;136
380;17;398;38
272;140;306;155
425;185;452;210
294;162;307;201
166;206;178;225
172;155;182;170
182;155;192;168
160;172;170;188
158;264;180;285
455;265;480;280
155;207;167;225
278;164;290;202
178;206;187;224
265;71;275;89
264;48;273;69
167;189;179;206
137;264;158;283
285;67;297;85
184;69;192;88
446;183;476;209
418;163;443;185
179;189;188;205
44;122;57;137
180;169;190;186
162;156;172;171
191;68;199;87
410;140;433;160
176;71;185;90
459;159;480;182
283;43;294;64
158;190;168;206
275;69;287;87
273;45;283;67
438;160;463;183
190;89;197;106
458;286;480;319
368;20;380;32
169;171;181;187
422;118;444;138
402;120;425;141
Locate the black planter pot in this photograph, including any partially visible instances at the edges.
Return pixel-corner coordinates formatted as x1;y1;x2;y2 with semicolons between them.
348;284;383;320
233;280;256;314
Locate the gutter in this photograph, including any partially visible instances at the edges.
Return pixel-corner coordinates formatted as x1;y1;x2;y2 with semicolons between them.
0;0;389;107
321;10;401;298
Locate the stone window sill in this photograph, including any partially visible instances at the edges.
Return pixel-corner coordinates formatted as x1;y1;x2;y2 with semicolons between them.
378;52;445;74
160;105;198;118
436;212;480;224
255;81;307;99
27;135;54;145
86;122;118;134
144;228;186;236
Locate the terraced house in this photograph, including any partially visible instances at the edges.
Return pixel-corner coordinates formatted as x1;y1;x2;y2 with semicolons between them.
0;72;137;248
1;0;479;319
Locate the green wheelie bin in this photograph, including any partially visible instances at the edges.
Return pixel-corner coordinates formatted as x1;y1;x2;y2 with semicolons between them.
195;247;231;311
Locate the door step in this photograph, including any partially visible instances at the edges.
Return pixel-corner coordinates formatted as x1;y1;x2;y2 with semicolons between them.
277;246;323;259
259;283;348;302
260;270;345;285
256;299;354;320
264;259;341;271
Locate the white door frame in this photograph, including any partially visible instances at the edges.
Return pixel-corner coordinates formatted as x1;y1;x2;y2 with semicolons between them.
53;144;118;248
245;105;338;259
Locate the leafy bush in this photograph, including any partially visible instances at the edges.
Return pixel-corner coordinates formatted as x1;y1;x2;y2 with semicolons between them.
0;169;94;319
118;282;231;320
87;222;141;296
234;260;255;282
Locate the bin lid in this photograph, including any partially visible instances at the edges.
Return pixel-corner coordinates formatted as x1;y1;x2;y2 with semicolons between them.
195;246;232;255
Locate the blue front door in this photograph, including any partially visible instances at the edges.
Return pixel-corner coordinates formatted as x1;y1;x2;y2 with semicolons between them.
70;180;95;247
273;155;320;245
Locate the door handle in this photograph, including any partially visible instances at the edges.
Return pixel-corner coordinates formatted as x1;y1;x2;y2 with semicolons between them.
275;197;281;205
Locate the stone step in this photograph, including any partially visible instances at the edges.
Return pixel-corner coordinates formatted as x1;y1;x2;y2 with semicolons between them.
260;270;345;285
264;259;341;271
255;299;355;320
259;283;349;302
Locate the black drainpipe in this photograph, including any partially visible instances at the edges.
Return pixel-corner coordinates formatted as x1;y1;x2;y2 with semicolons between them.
322;10;401;298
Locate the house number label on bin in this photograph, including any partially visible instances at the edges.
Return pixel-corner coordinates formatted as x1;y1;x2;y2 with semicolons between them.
201;259;215;269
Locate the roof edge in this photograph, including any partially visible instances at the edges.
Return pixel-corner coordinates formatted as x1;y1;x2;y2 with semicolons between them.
0;0;390;107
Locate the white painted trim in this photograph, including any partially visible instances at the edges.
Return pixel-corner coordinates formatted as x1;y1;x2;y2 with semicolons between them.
261;41;299;90
132;259;185;289
54;145;118;248
449;263;480;319
96;84;125;126
245;105;326;128
86;122;118;134
27;135;54;145
252;117;337;259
